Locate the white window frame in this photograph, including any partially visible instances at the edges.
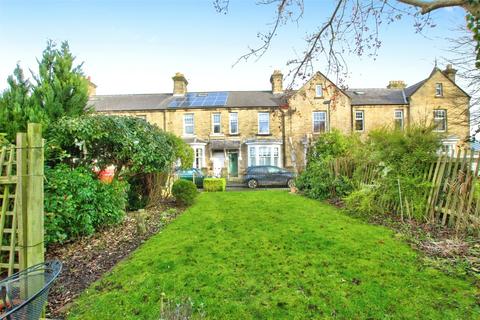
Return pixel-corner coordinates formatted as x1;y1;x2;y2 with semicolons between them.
315;85;323;98
433;109;447;132
183;113;194;136
212;113;221;135
312;111;327;133
354;111;364;132
394;109;404;130
258;112;270;135
190;143;206;169
247;143;282;167
435;83;443;97
229;112;239;134
440;138;459;156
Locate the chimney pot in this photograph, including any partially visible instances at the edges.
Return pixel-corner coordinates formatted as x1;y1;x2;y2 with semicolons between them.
270;70;283;94
172;72;188;96
387;80;406;89
443;64;457;83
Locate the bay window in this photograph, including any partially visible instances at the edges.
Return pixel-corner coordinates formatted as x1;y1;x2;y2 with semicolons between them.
247;144;282;167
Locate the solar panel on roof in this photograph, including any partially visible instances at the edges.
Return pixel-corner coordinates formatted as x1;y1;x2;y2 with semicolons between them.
169;92;229;108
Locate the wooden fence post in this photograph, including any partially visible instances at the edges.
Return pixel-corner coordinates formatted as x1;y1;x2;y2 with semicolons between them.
16;132;28;271
26;123;44;267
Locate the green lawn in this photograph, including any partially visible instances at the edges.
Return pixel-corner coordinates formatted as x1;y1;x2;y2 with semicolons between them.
67;191;480;319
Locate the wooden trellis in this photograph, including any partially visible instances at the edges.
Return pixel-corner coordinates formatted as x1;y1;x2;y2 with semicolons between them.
0;124;44;276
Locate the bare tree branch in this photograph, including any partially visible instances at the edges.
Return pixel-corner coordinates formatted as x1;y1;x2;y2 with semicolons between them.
397;0;468;14
217;0;477;86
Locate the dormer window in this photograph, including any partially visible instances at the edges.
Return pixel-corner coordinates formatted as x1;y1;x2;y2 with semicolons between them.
435;83;443;97
315;85;323;98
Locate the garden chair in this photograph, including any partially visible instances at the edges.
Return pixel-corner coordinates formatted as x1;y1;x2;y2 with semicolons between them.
0;260;62;320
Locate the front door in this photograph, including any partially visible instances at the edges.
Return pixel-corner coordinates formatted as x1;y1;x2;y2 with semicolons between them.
212;152;225;177
228;152;238;177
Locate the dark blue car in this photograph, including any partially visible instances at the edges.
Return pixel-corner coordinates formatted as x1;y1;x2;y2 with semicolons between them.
244;166;296;189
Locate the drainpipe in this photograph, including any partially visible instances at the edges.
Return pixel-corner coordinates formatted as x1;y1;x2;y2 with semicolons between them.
325;100;331;132
281;108;287;168
163;109;167;131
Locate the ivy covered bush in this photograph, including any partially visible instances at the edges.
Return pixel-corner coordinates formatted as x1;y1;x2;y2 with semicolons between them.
172;180;198;206
44;165;127;245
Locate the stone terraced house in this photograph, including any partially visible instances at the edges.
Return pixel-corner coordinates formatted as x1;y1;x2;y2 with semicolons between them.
89;65;470;180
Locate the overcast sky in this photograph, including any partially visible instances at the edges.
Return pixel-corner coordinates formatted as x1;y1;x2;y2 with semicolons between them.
0;0;467;95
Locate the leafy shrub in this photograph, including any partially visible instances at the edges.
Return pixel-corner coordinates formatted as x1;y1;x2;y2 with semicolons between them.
344;186;382;217
299;126;439;221
203;178;226;192
46;115;193;176
44;164;127;245
172;179;198;206
297;130;359;199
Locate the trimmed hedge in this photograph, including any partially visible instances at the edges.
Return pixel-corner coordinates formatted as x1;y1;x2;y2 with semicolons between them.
172;179;198;206
203;178;226;192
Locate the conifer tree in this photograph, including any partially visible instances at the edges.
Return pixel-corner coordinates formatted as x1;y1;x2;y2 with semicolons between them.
0;40;90;141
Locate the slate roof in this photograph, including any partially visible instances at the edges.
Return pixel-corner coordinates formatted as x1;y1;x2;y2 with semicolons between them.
90;69;467;110
404;79;427;97
346;88;407;106
90;94;170;112
90;91;282;112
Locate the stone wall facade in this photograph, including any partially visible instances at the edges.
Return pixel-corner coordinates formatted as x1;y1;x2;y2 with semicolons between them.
96;67;470;179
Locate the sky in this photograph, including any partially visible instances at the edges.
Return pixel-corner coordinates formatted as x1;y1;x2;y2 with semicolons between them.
0;0;469;95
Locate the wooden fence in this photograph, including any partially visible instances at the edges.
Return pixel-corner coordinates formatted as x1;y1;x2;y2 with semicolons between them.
424;149;480;233
0;123;44;276
331;148;480;234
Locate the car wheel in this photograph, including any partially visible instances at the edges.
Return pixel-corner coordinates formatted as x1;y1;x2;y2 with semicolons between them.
287;179;295;188
247;179;258;189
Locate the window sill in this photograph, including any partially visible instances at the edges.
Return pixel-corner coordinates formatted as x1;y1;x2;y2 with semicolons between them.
434;95;444;98
314;96;324;99
228;133;240;136
256;133;272;136
210;134;225;137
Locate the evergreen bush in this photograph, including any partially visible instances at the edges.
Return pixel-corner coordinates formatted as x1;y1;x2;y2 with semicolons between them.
172;179;198;206
44;164;128;245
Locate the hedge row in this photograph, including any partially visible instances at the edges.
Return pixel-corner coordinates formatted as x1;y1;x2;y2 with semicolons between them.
203;178;226;192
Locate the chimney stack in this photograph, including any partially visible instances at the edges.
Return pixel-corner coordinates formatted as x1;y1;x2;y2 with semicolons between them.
172;72;188;96
387;80;406;89
270;70;283;94
443;64;457;83
87;76;97;96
